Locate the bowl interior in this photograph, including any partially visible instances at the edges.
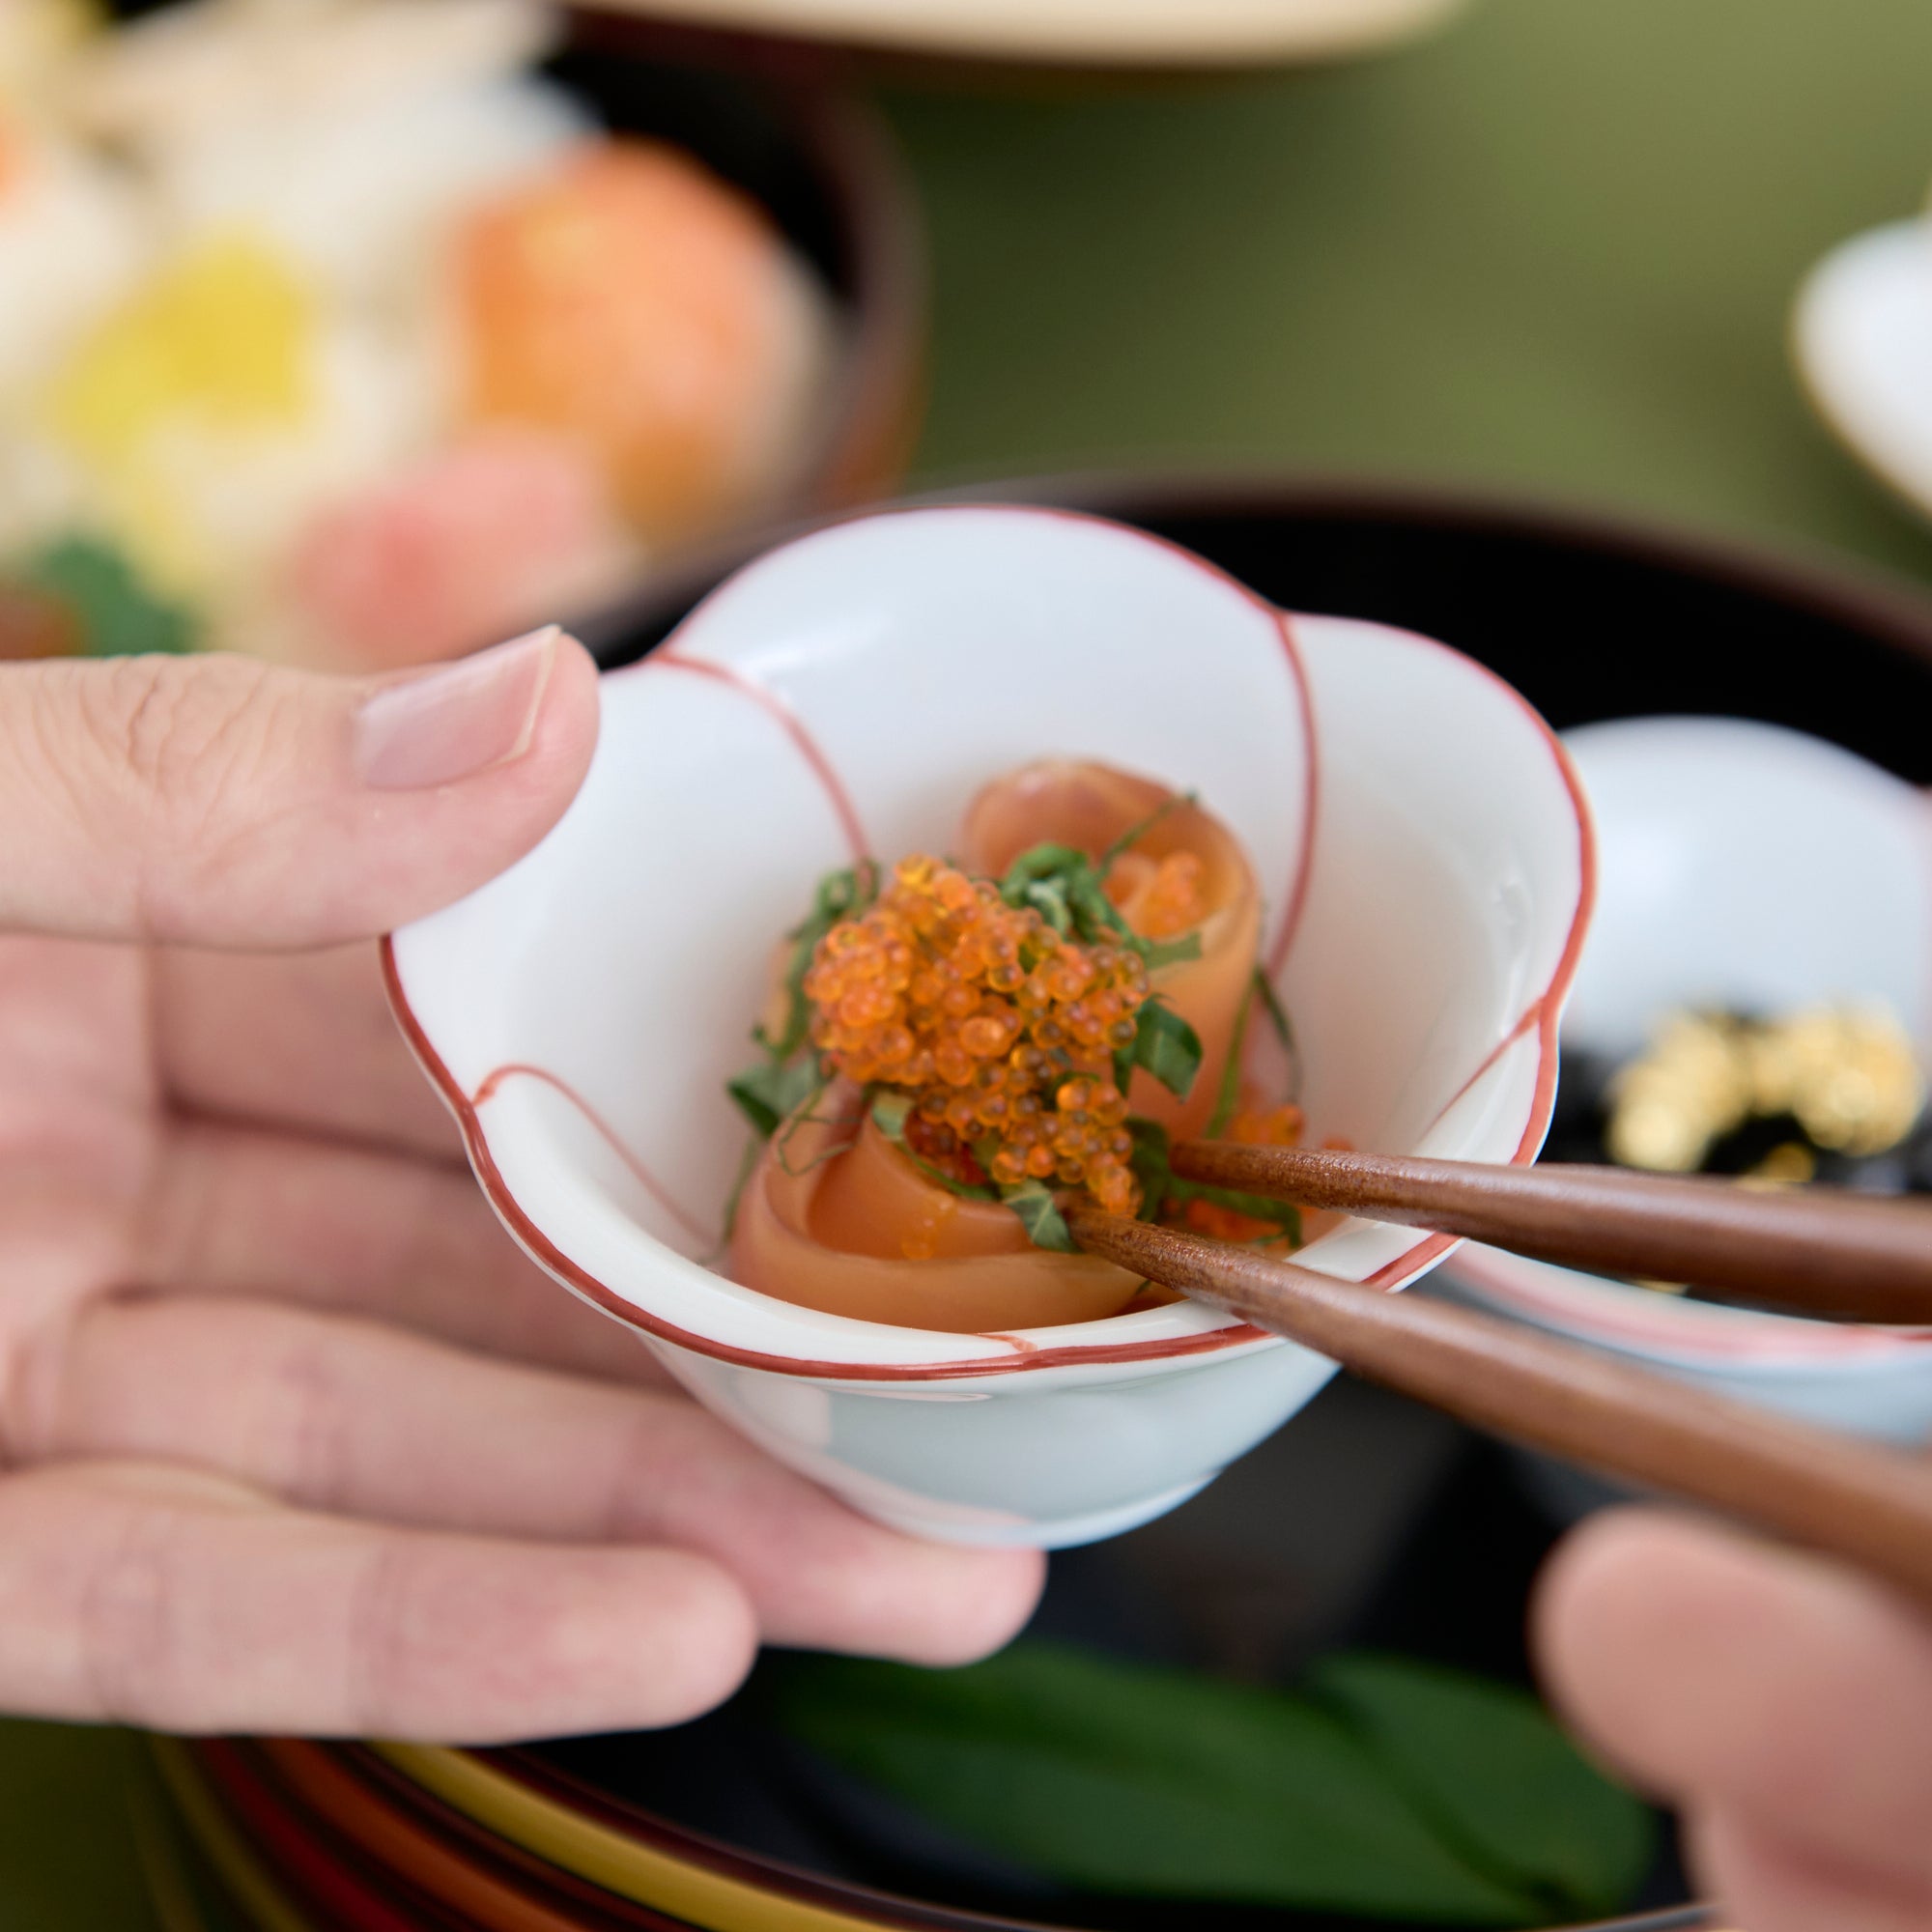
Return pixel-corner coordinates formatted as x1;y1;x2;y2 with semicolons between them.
1558;714;1932;1064
391;507;1587;1366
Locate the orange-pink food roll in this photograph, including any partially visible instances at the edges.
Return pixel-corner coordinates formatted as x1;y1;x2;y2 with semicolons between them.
727;760;1263;1332
730;1083;1141;1332
959;759;1262;1141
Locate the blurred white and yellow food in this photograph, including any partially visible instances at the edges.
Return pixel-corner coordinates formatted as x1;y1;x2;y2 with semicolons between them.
0;0;835;668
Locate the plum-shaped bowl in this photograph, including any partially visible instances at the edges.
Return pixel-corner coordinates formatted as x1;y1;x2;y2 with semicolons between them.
385;505;1592;1546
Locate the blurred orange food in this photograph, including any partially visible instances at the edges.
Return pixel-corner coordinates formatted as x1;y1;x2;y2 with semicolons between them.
455;139;819;546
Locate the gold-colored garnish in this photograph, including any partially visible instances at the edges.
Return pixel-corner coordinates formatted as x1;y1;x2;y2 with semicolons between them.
1606;1004;1923;1176
1605;1012;1752;1172
1741;1140;1818;1188
1757;1007;1923;1156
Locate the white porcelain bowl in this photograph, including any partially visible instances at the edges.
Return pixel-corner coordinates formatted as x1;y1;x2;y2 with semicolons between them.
1436;716;1932;1448
386;506;1592;1546
1794;218;1932;526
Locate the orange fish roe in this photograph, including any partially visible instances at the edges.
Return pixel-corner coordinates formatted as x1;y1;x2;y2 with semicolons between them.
1179;1100;1306;1242
803;855;1151;1215
1104;849;1208;941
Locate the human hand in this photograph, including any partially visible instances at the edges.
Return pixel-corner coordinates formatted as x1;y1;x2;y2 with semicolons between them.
1537;1507;1932;1932
0;632;1041;1745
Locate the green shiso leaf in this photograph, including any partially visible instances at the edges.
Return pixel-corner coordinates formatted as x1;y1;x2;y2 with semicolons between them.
727;861;879;1158
1308;1653;1657;1920
755;862;879;1065
1126;1119;1300;1239
998;1180;1076;1252
1131;999;1203;1101
996;835;1205;973
1095;789;1195;871
1204;981;1254;1139
1135;930;1204;971
868;1090;913;1141
763;1642;1648;1924
726;1056;826;1141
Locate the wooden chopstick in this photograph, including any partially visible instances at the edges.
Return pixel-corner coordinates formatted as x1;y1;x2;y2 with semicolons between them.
1168;1142;1932;1325
1064;1207;1932;1613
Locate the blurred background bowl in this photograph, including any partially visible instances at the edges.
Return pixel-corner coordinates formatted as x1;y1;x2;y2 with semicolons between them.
1437;714;1932;1457
14;1;928;668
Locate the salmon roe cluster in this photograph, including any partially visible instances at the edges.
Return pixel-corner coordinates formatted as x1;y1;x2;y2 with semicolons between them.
1104;848;1208;941
803;855;1153;1214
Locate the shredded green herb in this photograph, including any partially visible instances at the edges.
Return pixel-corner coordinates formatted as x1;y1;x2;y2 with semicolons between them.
1127;1119;1302;1242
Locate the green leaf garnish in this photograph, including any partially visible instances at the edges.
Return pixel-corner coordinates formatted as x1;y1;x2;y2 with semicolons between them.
1204;981;1254;1139
1094;788;1196;872
755;862;879;1065
1131;1000;1204;1100
1252;963;1302;1102
996;836;1205;974
727;1056;828;1140
1305;1653;1657;1920
763;1642;1653;1924
1136;930;1204;971
726;862;877;1191
1126;1118;1300;1240
998;1180;1076;1252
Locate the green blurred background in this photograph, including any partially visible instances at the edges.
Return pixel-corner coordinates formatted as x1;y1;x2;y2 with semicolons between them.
14;0;1932;1918
895;0;1932;581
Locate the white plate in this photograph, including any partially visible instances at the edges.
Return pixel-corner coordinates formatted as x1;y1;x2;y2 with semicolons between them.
580;0;1464;68
1793;218;1932;525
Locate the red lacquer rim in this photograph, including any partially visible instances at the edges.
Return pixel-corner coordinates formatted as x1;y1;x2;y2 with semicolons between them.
189;1739;433;1932
382;507;1593;1381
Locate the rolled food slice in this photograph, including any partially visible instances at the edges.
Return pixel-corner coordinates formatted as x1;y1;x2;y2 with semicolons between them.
730;1083;1142;1333
960;759;1262;1140
727;759;1267;1333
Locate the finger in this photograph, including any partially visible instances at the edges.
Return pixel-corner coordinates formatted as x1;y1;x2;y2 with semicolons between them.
0;1459;754;1741
35;1295;1044;1666
0;628;597;947
1689;1808;1932;1932
1534;1508;1932;1890
137;1118;663;1385
155;943;460;1160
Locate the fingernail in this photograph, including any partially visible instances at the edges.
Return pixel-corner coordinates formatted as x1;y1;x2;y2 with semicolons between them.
353;627;560;790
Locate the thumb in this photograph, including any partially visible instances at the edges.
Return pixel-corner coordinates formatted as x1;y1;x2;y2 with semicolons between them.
1;627;599;948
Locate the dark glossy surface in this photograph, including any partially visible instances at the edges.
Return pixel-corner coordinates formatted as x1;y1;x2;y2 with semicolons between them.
526;1382;1692;1930
586;478;1932;785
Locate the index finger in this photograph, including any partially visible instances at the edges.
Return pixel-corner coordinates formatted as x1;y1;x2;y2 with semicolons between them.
156;941;458;1161
0;1460;756;1741
1535;1508;1932;1890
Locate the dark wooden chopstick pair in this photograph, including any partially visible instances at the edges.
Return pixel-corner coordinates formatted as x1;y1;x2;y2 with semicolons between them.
1172;1141;1932;1325
1065;1146;1932;1616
